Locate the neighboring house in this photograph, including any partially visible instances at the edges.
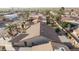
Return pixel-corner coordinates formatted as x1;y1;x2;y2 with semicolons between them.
52;42;70;51
71;48;79;51
10;22;60;47
72;28;79;39
3;13;18;21
58;35;70;43
71;12;78;17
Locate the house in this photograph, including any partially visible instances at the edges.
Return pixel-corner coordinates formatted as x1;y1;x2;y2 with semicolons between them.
32;41;70;51
32;42;53;51
71;48;79;51
14;41;70;51
52;42;70;51
72;28;79;39
58;35;70;43
3;13;19;21
10;22;60;47
29;13;46;23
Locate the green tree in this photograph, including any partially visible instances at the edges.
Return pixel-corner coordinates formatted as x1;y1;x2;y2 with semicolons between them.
59;7;65;15
53;14;61;22
70;9;74;15
53;7;65;22
21;22;25;29
46;15;50;24
5;24;17;36
55;28;60;33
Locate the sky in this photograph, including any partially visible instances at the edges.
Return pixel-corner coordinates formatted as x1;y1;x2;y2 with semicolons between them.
0;0;79;8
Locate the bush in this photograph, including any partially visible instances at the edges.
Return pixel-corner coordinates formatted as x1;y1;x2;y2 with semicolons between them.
55;28;60;33
61;22;77;29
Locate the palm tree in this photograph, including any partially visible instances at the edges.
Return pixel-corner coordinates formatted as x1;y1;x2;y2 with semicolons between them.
70;9;74;15
5;24;17;36
59;7;65;15
21;22;25;29
21;22;26;33
45;10;52;24
53;7;65;22
53;14;61;21
46;15;50;24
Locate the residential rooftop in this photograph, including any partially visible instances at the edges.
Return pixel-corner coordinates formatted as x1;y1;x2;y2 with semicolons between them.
10;22;60;43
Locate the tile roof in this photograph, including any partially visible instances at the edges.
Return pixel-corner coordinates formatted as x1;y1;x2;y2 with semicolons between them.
10;22;60;43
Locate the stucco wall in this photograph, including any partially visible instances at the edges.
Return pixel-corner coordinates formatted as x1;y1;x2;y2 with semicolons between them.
13;36;49;47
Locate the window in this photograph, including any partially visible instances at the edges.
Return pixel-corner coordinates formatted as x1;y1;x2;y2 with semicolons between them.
2;46;6;51
24;42;27;47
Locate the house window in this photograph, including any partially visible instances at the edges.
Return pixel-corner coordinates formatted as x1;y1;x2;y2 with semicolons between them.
2;46;6;51
24;42;27;47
